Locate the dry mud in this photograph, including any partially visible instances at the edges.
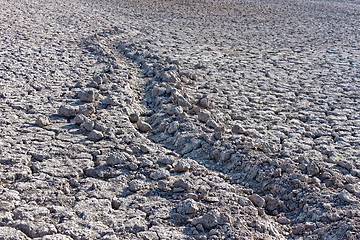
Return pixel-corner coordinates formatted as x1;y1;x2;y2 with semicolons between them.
0;0;359;239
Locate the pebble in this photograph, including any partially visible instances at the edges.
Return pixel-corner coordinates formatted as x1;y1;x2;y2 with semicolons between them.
204;196;219;203
264;195;280;212
58;105;78;118
35;116;50;127
128;162;139;170
307;161;320;176
336;160;353;170
196;224;204;232
206;120;218;129
129;113;139;123
174;160;190;172
249;194;265;208
79;89;98;102
80;119;94;131
277;216;291;225
293;224;305;235
213;127;225;140
231;124;246;134
102;96;120;106
106;153;129;166
140;144;152;153
167;121;179;134
129;179;144;192
88;130;103;141
74;114;86;125
177;199;199;214
199;97;212;109
338;189;356;203
79;104;95;116
173;179;192;191
150;169;170;180
191;210;219;230
198;110;211;123
157;157;176;165
137;121;152;132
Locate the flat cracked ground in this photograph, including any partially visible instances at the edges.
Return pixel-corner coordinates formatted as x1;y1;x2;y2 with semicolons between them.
0;0;359;239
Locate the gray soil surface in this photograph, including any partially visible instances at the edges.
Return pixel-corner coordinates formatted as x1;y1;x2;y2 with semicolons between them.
0;0;359;239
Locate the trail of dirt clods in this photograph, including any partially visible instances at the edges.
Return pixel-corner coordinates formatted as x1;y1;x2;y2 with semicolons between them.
0;0;359;239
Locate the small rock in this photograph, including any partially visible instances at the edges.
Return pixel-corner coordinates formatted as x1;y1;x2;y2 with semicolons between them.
79;104;95;116
214;126;225;140
206;120;218;129
157;157;176;165
152;86;166;97
336;160;353;170
304;222;316;231
345;183;360;194
174;160;191;172
35;116;50;127
339;189;356;203
293;224;305;235
192;229;199;235
15;221;57;238
150;169;170;180
129;179;144;192
198;111;210;123
173;187;185;192
173;179;192;191
231;124;246;134
197;186;209;198
191;209;219;230
199;97;212;109
79;89;98;102
167;106;183;115
106;153;129;166
307;161;320;176
80;119;94;131
94;122;106;132
137;231;159;240
93;73;106;85
264;195;280;212
58;105;78;118
128;162;139;170
257;208;265;216
196;224;204;232
177;199;199;215
204;196;219;203
167;121;180;134
30;152;49;161
137;121;152;132
129;113;139;123
140;145;152;153
238;196;252;206
277;216;291;225
158;180;171;191
139;158;155;168
88;130;103;141
74;114;86;125
209;229;220;236
249;194;265;208
195;62;206;69
102;96;120;106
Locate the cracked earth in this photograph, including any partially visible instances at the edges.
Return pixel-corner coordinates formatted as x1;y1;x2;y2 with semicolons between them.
0;0;359;239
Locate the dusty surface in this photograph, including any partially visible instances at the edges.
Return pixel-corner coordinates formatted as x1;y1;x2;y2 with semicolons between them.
0;0;359;239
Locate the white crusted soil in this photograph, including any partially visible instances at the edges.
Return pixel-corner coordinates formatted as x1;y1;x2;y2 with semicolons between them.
0;0;359;239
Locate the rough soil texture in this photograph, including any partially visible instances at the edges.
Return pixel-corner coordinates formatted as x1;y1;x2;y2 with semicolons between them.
0;0;359;239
